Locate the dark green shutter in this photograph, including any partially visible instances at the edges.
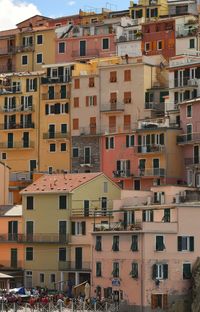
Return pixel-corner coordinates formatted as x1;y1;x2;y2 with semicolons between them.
26;79;29;92
152;264;157;279
71;222;75;235
124;212;127;229
33;78;37;91
126;135;129;147
45;104;49;115
178;236;182;251
163;264;168;279
106;137;108;149
160;133;164;145
131;135;134;146
82;222;86;235
190;237;194;251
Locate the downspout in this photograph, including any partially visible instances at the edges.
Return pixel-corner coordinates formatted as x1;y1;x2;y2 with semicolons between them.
140;232;144;312
37;75;41;171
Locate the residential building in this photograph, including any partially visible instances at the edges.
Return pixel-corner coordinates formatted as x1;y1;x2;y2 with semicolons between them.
0;204;23;287
0;161;10;205
177;97;200;187
20;172;121;288
92;185;199;311
168;0;197;16
0;28;18;74
129;0;168;21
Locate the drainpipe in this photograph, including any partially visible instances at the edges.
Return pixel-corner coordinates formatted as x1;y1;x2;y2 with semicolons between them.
37;75;41;171
140;232;144;312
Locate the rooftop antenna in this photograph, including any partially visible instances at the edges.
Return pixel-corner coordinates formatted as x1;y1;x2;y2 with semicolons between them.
106;2;118;11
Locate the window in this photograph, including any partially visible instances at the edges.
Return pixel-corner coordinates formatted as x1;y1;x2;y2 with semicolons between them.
40;273;44;283
84;200;90;217
152;263;168;280
112;262;119;277
74;97;79;108
72;147;79;157
151;294;168;310
37;35;43;44
50;143;56;152
86;96;97;106
1;152;6;160
187;124;192;141
50;274;56;283
36;53;43;64
145;42;150;52
95;236;102;251
157;40;162;50
131;235;138;251
73;118;79;130
177;236;194;251
183;263;192;279
142;210;153;222
189;38;195;49
126;135;134;147
89;77;94;87
26;247;33;261
59;248;66;261
26;78;37;92
27;196;33;210
59;42;65;53
74;78;80;89
156;235;165;251
124;92;131;104
116;160;131;177
59;195;67;209
48;167;53;174
22;55;28;65
61;143;66;151
130;262;138;278
23;36;33;46
103;182;108;193
102;38;109;50
106;137;114;149
61;124;67;134
187;105;192;117
110;71;117;82
96;262;102;277
124;69;131;81
71;221;86;235
163;208;170;222
112;236;119;251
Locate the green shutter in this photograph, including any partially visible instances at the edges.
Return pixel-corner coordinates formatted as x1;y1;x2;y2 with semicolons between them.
178;236;182;251
190;236;194;251
152;264;157;279
163;264;168;279
71;222;75;235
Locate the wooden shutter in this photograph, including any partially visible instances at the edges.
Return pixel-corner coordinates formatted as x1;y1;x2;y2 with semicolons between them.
73;118;79;130
110;92;117;103
152;264;157;280
86;96;89;107
110;71;117;82
163;294;168;309
109;116;116;131
89;77;94;87
124;212;127;229
178;236;182;251
117;160;121;171
151;294;158;309
106;137;109;149
126;135;129;147
163;264;168;279
124;115;131;130
82;222;86;235
33;78;37;91
124;69;131;81
65;103;69;113
74;78;80;89
93;95;97;106
26;79;29;92
74;97;79;108
45;104;49;115
160;133;164;145
124;92;131;103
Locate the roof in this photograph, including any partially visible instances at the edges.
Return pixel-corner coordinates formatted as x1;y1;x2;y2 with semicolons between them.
0;273;13;279
20;173;103;194
0;205;22;217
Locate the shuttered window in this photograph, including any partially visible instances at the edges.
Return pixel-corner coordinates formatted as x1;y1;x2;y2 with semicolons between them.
124;69;131;81
74;78;80;89
74;97;79;108
73;119;79;130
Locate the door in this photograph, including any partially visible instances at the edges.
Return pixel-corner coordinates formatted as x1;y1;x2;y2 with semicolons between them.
101;197;107;216
139;159;146;176
80;41;86;57
8;221;18;241
11;248;18;268
8;133;13;148
84;147;91;164
59;221;67;243
49;124;55;138
23;132;29;148
26;221;33;242
153;158;160;176
75;247;82;270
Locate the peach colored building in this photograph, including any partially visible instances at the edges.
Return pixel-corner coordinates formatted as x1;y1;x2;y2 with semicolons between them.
0;161;10;205
92;185;198;311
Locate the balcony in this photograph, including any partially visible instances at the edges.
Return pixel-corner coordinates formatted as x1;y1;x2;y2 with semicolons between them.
0;141;34;149
172;78;198;89
93;221;142;232
0;105;34;112
0;65;16;74
136;168;166;177
113;170;133;178
0;122;35;130
78;156;95;166
72;49;100;59
176;25;198;38
0;46;16;55
0;86;21;95
184;157;200;166
136;145;165;154
15;45;34;53
145;102;164;111
59;261;91;271
79;126;99;136
43;132;70;140
0;233;69;243
41;76;71;84
101;102;124;113
10;171;32;182
177;132;200;144
0;260;23;271
116;33;142;42
41;93;68;100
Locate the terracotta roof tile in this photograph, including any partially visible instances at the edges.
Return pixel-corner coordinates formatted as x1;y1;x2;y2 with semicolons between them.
20;172;102;194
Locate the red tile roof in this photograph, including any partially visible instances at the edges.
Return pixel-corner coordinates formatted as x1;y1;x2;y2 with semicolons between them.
21;172;103;194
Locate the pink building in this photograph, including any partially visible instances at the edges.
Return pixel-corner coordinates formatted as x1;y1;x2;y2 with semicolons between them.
92;186;198;311
177;97;200;187
55;24;116;63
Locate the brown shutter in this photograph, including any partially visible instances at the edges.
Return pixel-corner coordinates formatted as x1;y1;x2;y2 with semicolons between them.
90;117;96;134
93;95;97;106
124;92;131;103
109;116;116;132
74;78;80;89
74;97;79;107
124;115;131;130
124;70;131;81
110;92;117;103
110;71;117;82
73;118;79;130
89;77;94;87
163;294;168;309
151;294;158;309
86;96;89;107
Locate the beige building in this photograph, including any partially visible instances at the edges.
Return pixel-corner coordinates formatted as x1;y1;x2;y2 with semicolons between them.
0;161;10;205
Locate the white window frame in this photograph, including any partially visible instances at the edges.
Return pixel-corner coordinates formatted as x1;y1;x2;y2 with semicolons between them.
186;104;192;118
181;236;190;251
29;79;34;91
36;53;43;64
49;143;56;153
107;136;115;149
75;222;84;235
51;68;58;78
103;182;108;193
155;264;165;279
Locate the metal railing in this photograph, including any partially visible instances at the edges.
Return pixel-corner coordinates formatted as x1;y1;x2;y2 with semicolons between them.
41;93;68;100
93;221;142;232
15;44;34;53
0;46;16;55
0;105;34;112
101;103;124;112
113;170;133;178
0;233;69;243
176;26;198;38
136;168;166;177
10;171;32;182
177;132;200;144
184;157;200;166
43;132;70;139
0;65;16;74
0;141;34;149
173;77;198;88
72;49;100;58
41;76;71;84
0;122;34;130
0;86;21;94
59;261;91;271
0;260;23;270
136;145;165;153
145;102;164;110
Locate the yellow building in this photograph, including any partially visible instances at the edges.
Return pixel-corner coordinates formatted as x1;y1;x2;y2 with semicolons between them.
129;0;168;21
20;172;121;289
39;63;72;173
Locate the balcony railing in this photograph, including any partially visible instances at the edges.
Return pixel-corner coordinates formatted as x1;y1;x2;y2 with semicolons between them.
177;132;200;144
173;77;198;88
101;103;124;112
43;132;70;139
0;122;35;130
0;65;16;74
93;221;142;232
41;76;71;84
145;102;164;110
116;33;142;42
184;157;200;166
0;86;21;94
77;156;95;165
176;26;198;38
41;93;68;100
0;47;16;55
15;45;34;53
79;126;99;136
136;145;165;153
0;233;69;243
59;261;91;271
113;170;133;178
0;105;34;112
0;260;23;270
0;141;34;149
72;49;100;58
136;168;166;177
